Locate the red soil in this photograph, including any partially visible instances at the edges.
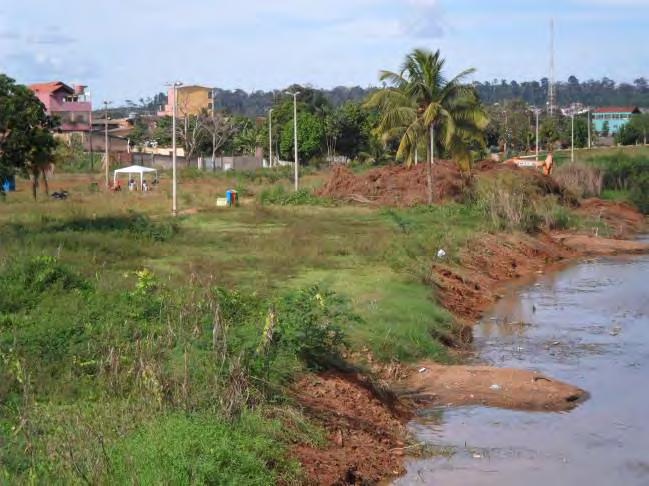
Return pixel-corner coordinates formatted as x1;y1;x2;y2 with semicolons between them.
318;161;470;206
291;373;409;485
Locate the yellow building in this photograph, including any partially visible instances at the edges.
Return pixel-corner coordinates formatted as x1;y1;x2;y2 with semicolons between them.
158;85;213;117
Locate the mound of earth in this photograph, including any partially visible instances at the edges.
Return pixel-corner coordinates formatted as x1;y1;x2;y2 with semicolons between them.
292;372;410;485
319;161;574;207
577;198;647;237
318;161;470;206
431;232;573;321
400;363;587;411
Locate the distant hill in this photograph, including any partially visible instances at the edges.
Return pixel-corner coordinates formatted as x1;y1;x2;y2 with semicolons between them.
212;86;376;117
108;77;649;117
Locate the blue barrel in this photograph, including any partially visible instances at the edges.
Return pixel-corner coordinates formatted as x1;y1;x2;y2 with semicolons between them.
226;190;233;206
2;176;16;192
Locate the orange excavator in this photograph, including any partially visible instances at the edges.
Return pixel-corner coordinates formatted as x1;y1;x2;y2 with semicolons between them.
504;152;554;176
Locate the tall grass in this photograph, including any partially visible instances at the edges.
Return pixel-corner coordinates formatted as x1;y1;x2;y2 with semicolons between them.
475;171;575;233
0;253;359;482
553;162;603;198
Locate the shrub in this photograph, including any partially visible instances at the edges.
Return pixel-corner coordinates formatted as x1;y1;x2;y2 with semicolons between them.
0;256;90;312
259;185;332;206
10;212;178;242
629;172;649;214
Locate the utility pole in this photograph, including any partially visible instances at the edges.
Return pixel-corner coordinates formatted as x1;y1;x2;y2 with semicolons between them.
167;81;183;216
103;100;112;187
571;111;575;163
268;108;273;168
587;106;592;150
548;18;556;116
88;88;94;171
532;107;541;161
285;91;300;191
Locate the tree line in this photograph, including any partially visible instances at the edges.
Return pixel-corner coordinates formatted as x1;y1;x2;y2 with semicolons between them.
116;76;648;120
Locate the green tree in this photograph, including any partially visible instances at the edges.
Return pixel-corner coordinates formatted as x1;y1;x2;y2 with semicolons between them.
540;117;561;150
616;113;649;145
366;49;488;203
279;112;325;162
0;74;57;198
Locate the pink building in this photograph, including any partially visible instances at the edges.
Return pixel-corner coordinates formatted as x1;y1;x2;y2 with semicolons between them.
29;81;92;133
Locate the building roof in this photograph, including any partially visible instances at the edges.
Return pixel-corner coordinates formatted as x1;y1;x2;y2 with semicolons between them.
176;85;212;91
593;106;640;114
28;81;74;95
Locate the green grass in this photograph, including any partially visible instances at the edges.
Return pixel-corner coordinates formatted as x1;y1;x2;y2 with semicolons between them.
0;168;621;483
108;412;301;485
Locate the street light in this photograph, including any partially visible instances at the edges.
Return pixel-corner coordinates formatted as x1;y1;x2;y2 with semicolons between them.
166;81;183;216
587;108;592;150
103;100;112;188
268;108;273;168
530;106;542;161
285;91;300;191
571;111;575;163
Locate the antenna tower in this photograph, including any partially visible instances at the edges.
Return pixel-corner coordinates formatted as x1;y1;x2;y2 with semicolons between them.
548;18;556;116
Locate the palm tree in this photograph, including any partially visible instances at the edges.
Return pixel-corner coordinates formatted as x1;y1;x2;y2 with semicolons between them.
367;49;488;203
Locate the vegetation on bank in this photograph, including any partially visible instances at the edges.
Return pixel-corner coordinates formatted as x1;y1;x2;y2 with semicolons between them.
2;47;648;484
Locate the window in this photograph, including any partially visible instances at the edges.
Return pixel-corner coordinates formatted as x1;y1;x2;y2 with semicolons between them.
207;90;213;99
207;103;213;110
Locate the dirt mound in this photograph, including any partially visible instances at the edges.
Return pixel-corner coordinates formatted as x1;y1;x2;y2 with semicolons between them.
577;198;647;237
318;162;469;206
319;161;576;208
552;234;649;255
431;233;573;321
400;363;587;412
292;372;409;485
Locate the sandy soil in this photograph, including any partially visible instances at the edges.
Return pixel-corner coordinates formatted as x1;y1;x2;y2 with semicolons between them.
552;233;649;255
400;363;587;412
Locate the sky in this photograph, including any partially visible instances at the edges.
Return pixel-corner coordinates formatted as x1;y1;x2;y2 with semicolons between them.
0;0;648;103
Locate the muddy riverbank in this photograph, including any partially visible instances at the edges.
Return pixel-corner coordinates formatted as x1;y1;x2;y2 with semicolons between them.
396;250;649;485
293;201;647;485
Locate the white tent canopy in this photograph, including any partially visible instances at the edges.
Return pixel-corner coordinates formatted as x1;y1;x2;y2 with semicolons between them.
113;165;158;190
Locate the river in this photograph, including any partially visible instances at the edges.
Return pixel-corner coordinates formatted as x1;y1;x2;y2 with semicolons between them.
396;252;649;485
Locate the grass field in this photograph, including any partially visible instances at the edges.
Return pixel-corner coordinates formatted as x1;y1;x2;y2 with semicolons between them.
1;151;645;482
0;168;477;482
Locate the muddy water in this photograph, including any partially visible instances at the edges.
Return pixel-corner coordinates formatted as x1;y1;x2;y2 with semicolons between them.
396;253;649;486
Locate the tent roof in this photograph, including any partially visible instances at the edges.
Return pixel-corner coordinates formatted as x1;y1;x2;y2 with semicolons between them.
114;165;157;173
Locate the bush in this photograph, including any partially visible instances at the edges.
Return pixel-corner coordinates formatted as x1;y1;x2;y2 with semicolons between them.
0;256;90;313
10;212;178;242
629;172;649;214
259;185;332;206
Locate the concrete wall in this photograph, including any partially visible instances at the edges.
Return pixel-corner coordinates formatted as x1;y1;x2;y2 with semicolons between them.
129;152;263;171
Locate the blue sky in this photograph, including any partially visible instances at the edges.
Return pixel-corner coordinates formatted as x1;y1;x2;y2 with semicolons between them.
1;0;647;103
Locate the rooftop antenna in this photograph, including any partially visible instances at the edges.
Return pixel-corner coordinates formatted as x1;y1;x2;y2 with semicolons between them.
548;18;556;116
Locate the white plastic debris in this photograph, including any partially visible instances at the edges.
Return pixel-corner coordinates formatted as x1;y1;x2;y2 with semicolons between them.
418;367;427;373
489;384;502;391
437;249;447;259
